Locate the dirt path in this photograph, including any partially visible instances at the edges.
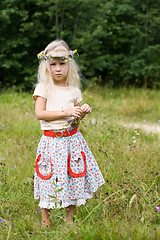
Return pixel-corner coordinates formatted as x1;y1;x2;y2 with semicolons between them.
119;122;160;134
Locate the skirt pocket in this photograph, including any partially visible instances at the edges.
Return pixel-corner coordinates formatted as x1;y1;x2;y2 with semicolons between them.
35;154;53;180
67;151;86;178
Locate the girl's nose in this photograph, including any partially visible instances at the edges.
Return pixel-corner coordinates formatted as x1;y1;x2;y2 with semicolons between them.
56;64;61;71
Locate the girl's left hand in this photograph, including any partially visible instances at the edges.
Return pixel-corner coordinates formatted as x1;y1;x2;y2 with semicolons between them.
81;104;91;114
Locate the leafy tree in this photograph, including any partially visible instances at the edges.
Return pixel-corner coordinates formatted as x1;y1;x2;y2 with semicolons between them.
0;0;160;89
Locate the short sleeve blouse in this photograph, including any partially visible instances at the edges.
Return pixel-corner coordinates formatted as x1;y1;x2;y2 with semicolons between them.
33;83;82;130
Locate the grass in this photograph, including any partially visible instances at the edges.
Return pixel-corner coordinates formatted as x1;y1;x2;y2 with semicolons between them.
0;86;160;239
83;86;160;123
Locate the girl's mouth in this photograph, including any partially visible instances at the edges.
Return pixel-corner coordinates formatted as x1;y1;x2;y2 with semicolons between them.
55;74;62;76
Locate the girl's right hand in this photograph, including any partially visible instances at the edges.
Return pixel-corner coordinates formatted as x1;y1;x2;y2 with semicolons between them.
65;106;82;118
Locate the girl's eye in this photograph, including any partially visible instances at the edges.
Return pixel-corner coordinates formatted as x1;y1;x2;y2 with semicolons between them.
50;63;56;66
60;62;65;65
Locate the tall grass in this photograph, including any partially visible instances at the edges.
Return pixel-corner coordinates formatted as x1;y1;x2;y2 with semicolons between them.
83;86;160;123
0;87;160;239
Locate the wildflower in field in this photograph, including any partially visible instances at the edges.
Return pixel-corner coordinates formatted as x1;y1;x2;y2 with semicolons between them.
91;118;96;125
140;217;144;223
155;206;160;212
0;219;4;223
133;140;136;143
158;120;160;123
143;120;146;123
127;146;130;149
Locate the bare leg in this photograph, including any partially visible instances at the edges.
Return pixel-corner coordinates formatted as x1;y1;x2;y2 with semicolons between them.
41;208;51;227
66;205;75;222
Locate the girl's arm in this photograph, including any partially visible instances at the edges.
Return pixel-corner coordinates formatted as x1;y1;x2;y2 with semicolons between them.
35;96;82;121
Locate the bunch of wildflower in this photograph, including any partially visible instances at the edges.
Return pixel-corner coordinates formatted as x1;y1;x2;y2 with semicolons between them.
68;117;81;131
37;49;77;62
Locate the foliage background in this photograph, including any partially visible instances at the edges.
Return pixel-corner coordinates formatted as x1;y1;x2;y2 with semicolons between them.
0;0;160;90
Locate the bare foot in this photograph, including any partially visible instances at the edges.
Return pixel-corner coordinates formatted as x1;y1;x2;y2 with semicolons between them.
66;205;75;222
41;208;51;227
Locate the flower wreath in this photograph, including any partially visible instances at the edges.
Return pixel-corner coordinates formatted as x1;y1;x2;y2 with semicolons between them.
37;49;77;62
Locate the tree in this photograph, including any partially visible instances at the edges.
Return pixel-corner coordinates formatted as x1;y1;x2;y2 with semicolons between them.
0;0;160;89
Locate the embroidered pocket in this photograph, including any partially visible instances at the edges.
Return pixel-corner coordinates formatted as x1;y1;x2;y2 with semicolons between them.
67;151;86;178
35;154;53;180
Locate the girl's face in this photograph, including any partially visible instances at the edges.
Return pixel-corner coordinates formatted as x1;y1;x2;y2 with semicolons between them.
49;49;69;87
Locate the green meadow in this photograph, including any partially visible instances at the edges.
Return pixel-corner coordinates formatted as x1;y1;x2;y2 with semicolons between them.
0;87;160;239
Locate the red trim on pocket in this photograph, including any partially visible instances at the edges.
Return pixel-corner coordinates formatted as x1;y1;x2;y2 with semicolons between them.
67;151;87;178
35;154;53;180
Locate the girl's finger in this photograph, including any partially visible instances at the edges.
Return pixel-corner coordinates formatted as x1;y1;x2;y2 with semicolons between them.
75;107;82;113
83;106;90;113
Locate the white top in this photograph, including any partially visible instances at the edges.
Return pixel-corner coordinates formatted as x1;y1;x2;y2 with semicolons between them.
33;83;82;130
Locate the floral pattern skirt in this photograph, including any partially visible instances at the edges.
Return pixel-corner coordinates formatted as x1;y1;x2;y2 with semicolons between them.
34;130;105;209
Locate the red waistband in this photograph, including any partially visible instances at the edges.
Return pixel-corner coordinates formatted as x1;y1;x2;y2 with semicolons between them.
44;128;78;138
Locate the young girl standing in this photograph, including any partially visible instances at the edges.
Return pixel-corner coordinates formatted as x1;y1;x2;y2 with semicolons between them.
33;40;105;226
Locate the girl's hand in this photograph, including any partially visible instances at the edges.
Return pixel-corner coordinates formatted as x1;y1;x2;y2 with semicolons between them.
81;104;91;114
80;104;91;119
65;106;82;118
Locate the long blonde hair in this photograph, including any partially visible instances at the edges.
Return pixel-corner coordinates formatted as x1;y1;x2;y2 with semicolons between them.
37;40;80;89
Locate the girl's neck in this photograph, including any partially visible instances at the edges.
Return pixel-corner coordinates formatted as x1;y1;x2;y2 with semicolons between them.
53;81;67;87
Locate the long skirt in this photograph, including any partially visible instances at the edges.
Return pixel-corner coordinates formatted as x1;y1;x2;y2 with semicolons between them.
34;130;105;209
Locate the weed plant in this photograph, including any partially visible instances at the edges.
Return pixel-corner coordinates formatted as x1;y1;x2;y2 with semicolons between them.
0;87;160;239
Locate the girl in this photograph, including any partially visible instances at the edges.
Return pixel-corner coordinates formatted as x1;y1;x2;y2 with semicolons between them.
33;40;105;227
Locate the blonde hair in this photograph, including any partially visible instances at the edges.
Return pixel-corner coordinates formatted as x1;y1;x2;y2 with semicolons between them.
37;40;80;89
